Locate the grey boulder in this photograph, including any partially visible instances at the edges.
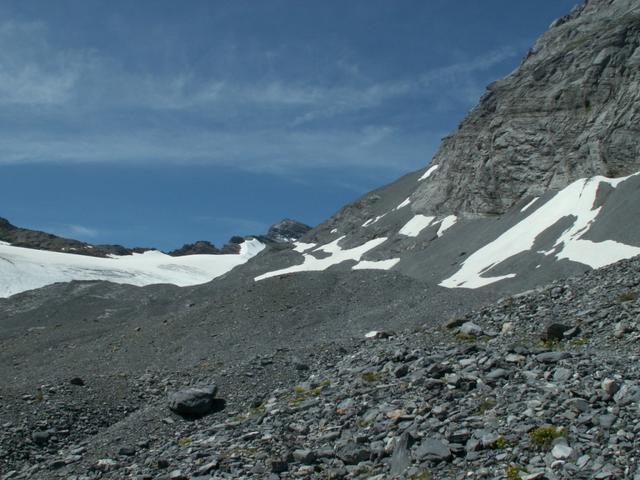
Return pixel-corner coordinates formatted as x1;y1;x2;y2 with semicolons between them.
168;385;219;417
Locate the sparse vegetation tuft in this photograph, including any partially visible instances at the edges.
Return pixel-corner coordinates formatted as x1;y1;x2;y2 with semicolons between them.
528;426;564;449
409;470;430;480
478;398;497;414
506;464;525;480
288;380;331;406
619;291;638;302
361;371;380;383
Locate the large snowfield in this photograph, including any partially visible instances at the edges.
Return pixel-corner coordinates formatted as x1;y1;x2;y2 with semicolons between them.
0;239;265;298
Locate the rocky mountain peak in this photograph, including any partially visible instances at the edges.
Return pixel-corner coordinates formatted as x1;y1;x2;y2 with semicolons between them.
167;240;222;256
264;218;312;243
411;0;640;217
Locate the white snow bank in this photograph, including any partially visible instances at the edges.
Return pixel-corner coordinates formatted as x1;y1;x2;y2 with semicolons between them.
399;215;435;237
440;174;640;289
255;236;388;281
418;164;438;181
520;197;539;212
362;214;386;227
436;215;457;237
0;239;265;298
352;258;400;271
293;242;316;253
395;197;411;210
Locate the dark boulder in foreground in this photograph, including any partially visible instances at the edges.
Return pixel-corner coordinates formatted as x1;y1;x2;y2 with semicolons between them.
168;385;221;417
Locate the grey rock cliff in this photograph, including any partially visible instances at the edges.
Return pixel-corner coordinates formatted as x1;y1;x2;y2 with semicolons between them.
410;0;640;216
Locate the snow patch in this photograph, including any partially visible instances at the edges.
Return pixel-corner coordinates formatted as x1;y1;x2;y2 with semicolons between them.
0;239;265;298
418;164;438;181
362;214;386;227
520;197;539;213
436;215;457;237
440;174;640;289
395;197;411;210
0;240;11;246
352;258;400;271
292;242;316;253
255;236;387;281
399;215;435;237
330;228;338;234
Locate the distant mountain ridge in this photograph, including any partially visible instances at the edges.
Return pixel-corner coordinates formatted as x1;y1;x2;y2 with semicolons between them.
0;216;310;258
0;217;148;258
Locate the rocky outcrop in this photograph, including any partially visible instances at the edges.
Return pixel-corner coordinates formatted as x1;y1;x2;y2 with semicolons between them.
262;219;312;244
412;0;640;216
168;240;222;256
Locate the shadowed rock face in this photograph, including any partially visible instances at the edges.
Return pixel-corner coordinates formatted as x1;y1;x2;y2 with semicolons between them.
409;0;640;216
263;219;312;243
168;240;222;256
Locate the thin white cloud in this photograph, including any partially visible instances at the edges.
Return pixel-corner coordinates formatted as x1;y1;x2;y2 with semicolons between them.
0;18;517;174
38;223;100;240
0;20;89;106
0;127;443;175
67;224;99;238
0;18;518;115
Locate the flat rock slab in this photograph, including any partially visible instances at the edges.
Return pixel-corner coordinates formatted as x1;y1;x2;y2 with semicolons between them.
415;438;452;462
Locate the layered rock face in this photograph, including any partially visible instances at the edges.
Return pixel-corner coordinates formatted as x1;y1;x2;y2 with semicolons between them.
413;0;640;216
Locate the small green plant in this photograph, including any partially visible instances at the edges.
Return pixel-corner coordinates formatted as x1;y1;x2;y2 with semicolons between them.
493;435;510;449
619;291;638;302
409;470;430;480
177;437;192;446
539;337;558;349
506;464;525;480
355;418;373;428
478;398;497;414
288;380;331;406
570;337;588;347
528;426;564;449
361;371;380;383
455;333;477;343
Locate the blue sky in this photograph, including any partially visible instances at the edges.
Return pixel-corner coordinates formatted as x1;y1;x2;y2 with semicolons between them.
0;0;578;250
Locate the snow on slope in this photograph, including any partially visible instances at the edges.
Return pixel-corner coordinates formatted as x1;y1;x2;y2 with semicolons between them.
255;236;389;281
399;215;435;237
0;239;265;297
436;215;457;237
440;174;640;289
395;197;411;210
418;163;438;181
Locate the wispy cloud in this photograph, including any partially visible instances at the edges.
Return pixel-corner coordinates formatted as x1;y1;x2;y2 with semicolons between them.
67;224;99;238
0;127;443;175
40;223;100;240
0;21;89;106
0;17;519;175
